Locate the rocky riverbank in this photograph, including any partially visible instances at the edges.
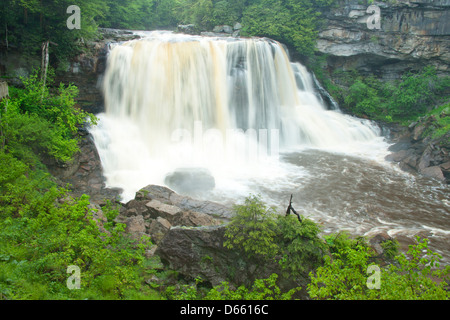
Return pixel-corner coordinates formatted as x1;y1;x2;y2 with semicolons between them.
385;115;450;183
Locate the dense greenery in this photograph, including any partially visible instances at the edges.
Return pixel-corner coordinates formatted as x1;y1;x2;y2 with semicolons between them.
1;0;335;63
308;234;450;299
2;1;449;301
1;0;106;61
240;0;333;57
2;69;96;166
224;194;326;279
0;74;160;299
167;273;300;300
320;65;450;124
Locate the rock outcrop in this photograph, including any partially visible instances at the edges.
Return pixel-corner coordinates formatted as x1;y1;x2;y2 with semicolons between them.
113;185;309;296
385;115;450;182
114;184;228;243
177;23;242;38
316;0;450;80
46;127;122;205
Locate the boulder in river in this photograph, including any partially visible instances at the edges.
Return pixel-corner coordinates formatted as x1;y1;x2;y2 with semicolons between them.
164;167;216;194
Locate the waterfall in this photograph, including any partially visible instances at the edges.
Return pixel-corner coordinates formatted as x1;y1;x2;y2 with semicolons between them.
90;31;384;201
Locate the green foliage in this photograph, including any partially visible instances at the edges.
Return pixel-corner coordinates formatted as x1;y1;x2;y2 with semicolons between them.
383;237;450;300
308;235;450;300
1;70;96;165
224;194;279;259
341;66;450;122
174;0;214;30
1;0;106;60
276;215;326;277
0;149;157;300
224;195;326;279
2;0;335;61
0;73;159;300
167;273;300;300
241;0;334;57
308;234;377;299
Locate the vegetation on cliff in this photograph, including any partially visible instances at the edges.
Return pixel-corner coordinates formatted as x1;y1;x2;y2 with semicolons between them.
312;61;450;142
0;74;157;299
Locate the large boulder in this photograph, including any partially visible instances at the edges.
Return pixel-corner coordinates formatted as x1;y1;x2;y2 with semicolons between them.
116;184;228;245
135;184;233;221
177;24;198;35
164;167;216;194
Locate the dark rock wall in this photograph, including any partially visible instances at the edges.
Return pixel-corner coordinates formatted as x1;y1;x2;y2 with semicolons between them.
316;0;450;80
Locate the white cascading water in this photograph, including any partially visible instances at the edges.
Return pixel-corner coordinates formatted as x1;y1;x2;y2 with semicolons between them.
90;31;387;202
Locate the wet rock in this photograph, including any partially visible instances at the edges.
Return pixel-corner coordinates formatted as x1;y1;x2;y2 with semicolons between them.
177;24;198;35
164;167;215;194
385;118;449;184
420;166;445;181
385;149;409;162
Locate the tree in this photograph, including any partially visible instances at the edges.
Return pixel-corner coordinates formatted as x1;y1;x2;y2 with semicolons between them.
224;194;279;259
241;0;334;57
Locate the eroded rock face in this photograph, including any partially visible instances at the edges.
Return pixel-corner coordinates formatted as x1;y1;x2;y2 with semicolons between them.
316;0;450;80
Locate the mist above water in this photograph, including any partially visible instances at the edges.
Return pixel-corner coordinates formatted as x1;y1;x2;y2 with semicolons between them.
91;31;383;200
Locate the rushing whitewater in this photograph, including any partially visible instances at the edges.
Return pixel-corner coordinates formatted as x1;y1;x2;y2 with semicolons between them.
90;31;450;263
90;31;385;201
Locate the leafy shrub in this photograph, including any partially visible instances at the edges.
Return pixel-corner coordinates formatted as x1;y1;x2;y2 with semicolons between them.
224;195;326;278
308;235;450;300
341;66;449;122
388;66;442;119
1;70;96;165
167;273;300;300
276;215;326;277
0;74;157;300
224;194;279;259
0;151;156;300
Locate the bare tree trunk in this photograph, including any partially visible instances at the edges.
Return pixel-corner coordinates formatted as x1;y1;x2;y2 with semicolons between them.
0;81;9;150
41;41;49;102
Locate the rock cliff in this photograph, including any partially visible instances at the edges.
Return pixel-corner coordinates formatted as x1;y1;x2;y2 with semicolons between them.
316;0;450;79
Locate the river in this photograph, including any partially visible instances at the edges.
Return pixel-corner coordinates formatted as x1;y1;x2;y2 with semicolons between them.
90;31;450;265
